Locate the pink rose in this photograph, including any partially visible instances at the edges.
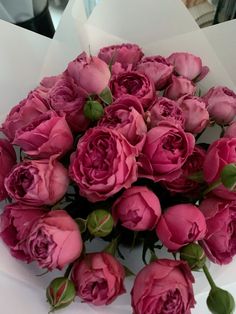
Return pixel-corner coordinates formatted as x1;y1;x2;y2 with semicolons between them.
70;127;138;202
156;204;206;251
110;71;155;109
13;111;73;158
0;203;46;262
5;158;69;205
39;74;61;91
66;52;111;95
203;86;236;125
71;252;125;305
26;210;82;270
200;197;236;265
164;75;196;100
0;140;16;200
167;52;209;81
136;55;173;90
139;121;195;182
131;259;195;314
178;95;209;134
112;186;161;231
98;95;147;151
224;121;236;138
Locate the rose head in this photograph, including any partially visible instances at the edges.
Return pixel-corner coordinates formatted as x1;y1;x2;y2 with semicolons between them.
164;75;196;100
131;259;195;314
39;74;61;92
71;252;126;305
225;121;236;138
156;203;206;251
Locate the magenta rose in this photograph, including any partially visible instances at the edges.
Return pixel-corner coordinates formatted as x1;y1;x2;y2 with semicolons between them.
131;259;195;314
178;95;209;134
66;52;110;95
98;95;147;151
112;186;161;231
5;158;69;205
0;140;16;200
156;204;206;251
139;121;195;182
0;203;46;262
136;55;173;90
26;210;82;270
164;75;196;100
203;86;236;125
110;71;155;109
13;111;73;158
224;121;236;138
71;252;125;305
70;127;138;202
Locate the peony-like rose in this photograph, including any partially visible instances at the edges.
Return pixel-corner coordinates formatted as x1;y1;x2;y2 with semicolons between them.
224;121;236;138
200;197;236;265
71;252;125;305
112;186;161;231
5;158;69;205
164;75;196;100
156;204;206;251
26;210;82;270
70;126;138;202
131;259;195;314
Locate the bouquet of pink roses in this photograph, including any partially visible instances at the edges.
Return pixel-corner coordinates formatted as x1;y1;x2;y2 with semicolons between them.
1;42;236;314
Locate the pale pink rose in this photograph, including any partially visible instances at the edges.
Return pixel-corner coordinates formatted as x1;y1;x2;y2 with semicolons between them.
156;204;206;251
71;252;125;305
224;121;236;138
164;76;196;100
131;259;195;314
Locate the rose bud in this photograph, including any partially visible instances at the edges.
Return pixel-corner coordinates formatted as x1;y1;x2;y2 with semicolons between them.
207;287;235;314
0;139;16;201
46;277;76;311
5;158;69;206
221;163;236;191
131;259;195;314
112;186;161;231
156;204;206;251
71;252;126;305
83;100;104;121
164;75;196;100
87;209;114;237
180;243;206;271
203;86;236;125
224;121;236;138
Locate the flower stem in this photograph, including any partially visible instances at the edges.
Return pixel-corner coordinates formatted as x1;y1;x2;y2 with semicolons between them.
203;264;217;290
64;263;73;278
203;178;222;196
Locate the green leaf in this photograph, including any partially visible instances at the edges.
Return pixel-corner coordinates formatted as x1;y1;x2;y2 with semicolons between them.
123;265;135;277
75;218;87;233
221;163;236;191
99;87;113;105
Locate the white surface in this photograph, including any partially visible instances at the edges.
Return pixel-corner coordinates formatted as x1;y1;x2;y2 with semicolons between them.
0;0;34;23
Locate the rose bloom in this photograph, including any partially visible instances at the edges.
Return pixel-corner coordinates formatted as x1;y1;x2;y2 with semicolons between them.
98;95;147;151
70;126;138;202
224;121;236;138
71;252;125;305
139;121;195;182
178;95;209;134
131;259;195;314
5;158;69;206
136;55;173;90
13;111;73;158
112;186;161;231
156;204;206;251
110;71;155;109
200;197;236;265
0;139;16;200
164;75;196;100
0;203;46;262
26;210;83;270
66;52;110;95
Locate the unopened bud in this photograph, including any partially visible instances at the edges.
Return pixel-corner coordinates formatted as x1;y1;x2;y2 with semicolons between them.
83;100;104;121
87;209;114;237
180;243;206;270
207;287;235;314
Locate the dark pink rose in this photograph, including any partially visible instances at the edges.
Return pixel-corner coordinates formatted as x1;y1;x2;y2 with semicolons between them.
131;259;195;314
0;140;16;200
224;121;236;138
13;111;73;158
136;56;173;90
164;75;196;100
5;158;69;205
156;204;206;251
98;95;147;151
71;252;125;305
39;74;62;91
203;137;236;200
26;210;82;270
203;86;236;125
178;95;209;134
66;52;110;95
112;186;161;231
0;203;46;262
110;71;155;109
200;197;236;265
139;121;195;182
167;52;209;81
70;127;138;202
